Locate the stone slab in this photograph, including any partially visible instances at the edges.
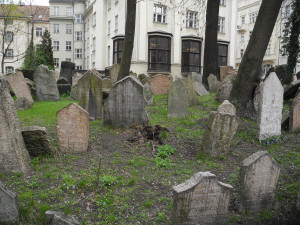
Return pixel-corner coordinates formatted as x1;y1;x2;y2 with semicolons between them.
143;83;153;105
150;74;172;95
168;79;189;118
208;74;221;92
59;61;75;84
45;210;80;225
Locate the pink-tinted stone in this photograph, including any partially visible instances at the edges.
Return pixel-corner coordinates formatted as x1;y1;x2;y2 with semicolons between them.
150;74;172;95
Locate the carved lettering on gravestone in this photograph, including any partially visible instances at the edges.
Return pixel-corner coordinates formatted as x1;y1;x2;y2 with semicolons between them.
173;172;232;225
168;79;189;118
258;72;283;141
78;70;103;120
56;103;89;153
150;74;172;95
290;92;300;131
239;151;280;212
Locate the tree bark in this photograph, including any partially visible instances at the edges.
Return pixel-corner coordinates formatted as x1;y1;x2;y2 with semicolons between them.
117;0;136;81
202;0;220;89
229;0;283;117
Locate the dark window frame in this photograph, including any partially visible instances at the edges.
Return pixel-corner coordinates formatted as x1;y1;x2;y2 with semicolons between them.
181;39;201;73
218;43;228;67
113;38;124;64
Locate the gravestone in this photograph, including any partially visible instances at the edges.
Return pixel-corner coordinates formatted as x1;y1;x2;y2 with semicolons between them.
173;172;232;225
78;70;103;120
281;110;290;130
0;76;31;174
25;78;36;97
150;74;172;95
208;74;221;92
290;92;300;131
103;76;148;127
219;66;236;81
284;80;300;100
6;70;33;103
45;211;80;225
168;79;189;118
34;65;60;101
60;61;75;84
239;151;280;212
215;75;236;102
15;97;34;110
109;63;120;84
193;81;209;96
202;100;239;156
0;181;19;225
22;126;53;157
70;86;78;100
56;103;89;153
72;71;84;86
258;72;283;141
183;78;199;106
102;78;113;99
144;83;153;105
138;73;150;85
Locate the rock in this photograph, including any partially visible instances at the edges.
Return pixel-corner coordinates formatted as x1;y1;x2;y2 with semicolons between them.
208;74;221;92
168;79;189;118
150;74;172;95
45;210;80;225
215;74;236;102
15;97;34;110
21;126;53;157
34;65;60;101
60;61;75;84
143;83;153;105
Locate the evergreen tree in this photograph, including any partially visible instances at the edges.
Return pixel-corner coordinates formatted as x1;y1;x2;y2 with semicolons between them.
36;29;54;70
22;40;36;70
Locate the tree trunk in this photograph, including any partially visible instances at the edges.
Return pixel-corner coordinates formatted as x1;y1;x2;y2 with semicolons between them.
117;0;136;81
229;0;283;117
202;0;220;89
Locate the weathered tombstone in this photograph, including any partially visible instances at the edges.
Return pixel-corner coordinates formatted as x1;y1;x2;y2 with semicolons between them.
258;72;283;141
0;181;19;225
0;76;31;174
56;103;89;153
21;126;53;157
34;65;60;101
168;79;189;118
208;74;221;92
108;63;120;84
183;78;199;106
70;86;78;101
6;70;34;103
290;92;300;131
193;81;209;96
173;172;232;225
102;77;113;99
78;70;103;120
219;66;236;81
60;61;75;84
103;76;148;127
15;97;34;110
215;75;236;103
239;151;280;212
72;71;84;86
143;83;153;105
150;74;172;95
202;100;239;156
138;73;150;85
45;211;80;225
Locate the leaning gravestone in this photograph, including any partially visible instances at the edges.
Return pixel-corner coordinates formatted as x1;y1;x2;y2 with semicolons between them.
168;79;189;118
239;151;280;212
14;97;34;110
34;65;60;101
143;83;153;105
208;74;221;92
78;70;103;120
56;103;89;153
0;76;31;174
0;181;19;225
6;70;33;103
45;210;80;225
60;61;75;84
173;172;232;225
258;72;283;141
202;100;239;157
150;74;172;95
290;92;300;131
104;76;148;127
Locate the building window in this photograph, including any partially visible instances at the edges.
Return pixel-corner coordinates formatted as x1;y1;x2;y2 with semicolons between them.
5;66;14;74
53;6;59;16
5;49;13;58
66;58;71;62
4;19;13;25
262;64;272;74
66;41;72;51
186;11;198;28
218;17;225;33
249;12;257;23
53;41;59;51
108;20;111;35
75;49;83;58
92;37;96;51
241;34;244;42
5;31;13;42
115;15;118;33
66;24;72;34
113;38;124;64
218;44;228;67
108;0;111;9
54;24;59;33
153;5;167;23
76;66;82;70
241;15;245;24
181;39;201;73
240;49;244;58
148;36;171;72
75;14;83;23
54;58;59;67
92;12;96;26
36;27;43;37
66;7;73;16
75;31;83;41
220;0;225;6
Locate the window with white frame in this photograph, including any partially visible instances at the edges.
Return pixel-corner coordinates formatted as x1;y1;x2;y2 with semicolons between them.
75;14;83;23
54;58;59;67
5;49;13;58
66;7;73;16
75;31;83;41
66;24;72;34
53;41;59;51
220;0;225;6
115;15;118;33
66;58;71;62
249;12;257;23
241;15;245;24
218;17;225;33
53;6;59;16
5;31;13;42
153;5;167;23
36;27;42;37
241;34;244;42
66;41;72;51
75;49;83;58
92;12;96;26
54;24;59;33
186;11;198;28
5;66;14;74
108;20;111;35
